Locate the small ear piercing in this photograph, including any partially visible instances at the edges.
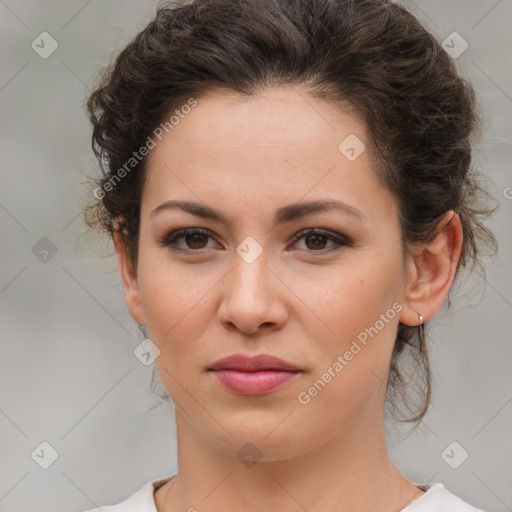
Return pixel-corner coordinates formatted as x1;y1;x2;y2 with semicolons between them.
417;312;424;326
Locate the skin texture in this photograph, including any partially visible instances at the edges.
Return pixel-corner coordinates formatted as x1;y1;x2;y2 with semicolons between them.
114;86;463;512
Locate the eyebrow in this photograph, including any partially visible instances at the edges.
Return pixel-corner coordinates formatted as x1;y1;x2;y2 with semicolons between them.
150;198;367;226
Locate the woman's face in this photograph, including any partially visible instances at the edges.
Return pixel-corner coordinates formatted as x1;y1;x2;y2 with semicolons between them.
118;87;417;460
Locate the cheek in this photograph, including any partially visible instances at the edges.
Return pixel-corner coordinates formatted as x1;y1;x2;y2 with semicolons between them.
136;250;218;350
298;251;403;386
138;261;214;401
294;291;400;431
298;253;401;338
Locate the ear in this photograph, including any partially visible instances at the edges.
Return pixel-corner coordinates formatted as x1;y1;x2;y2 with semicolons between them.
113;227;147;325
399;210;463;326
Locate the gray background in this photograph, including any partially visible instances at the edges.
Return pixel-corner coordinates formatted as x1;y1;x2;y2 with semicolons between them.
0;1;511;511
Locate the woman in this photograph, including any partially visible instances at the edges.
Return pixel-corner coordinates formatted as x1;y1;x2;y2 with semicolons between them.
83;0;497;510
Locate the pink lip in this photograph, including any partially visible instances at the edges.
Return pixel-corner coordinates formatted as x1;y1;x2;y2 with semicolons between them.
208;353;300;372
211;369;299;395
207;354;301;395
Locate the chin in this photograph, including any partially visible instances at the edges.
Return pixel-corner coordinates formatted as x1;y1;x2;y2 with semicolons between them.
204;418;312;463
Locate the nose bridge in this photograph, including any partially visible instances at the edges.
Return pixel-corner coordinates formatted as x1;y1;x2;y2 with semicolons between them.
231;240;272;306
217;238;287;334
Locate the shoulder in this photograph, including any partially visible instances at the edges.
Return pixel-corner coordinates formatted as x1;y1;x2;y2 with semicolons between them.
82;475;174;512
402;482;485;512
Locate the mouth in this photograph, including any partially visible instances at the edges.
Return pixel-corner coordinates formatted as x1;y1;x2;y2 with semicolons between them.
208;369;300;395
208;353;300;372
207;353;301;395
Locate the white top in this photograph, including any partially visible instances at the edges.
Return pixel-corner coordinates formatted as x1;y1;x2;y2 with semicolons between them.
84;475;484;512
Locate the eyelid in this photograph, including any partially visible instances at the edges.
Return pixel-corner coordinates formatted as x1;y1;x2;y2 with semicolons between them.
290;227;349;244
159;227;218;252
288;228;350;252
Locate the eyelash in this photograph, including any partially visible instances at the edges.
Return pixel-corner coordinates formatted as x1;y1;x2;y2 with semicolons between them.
159;227;350;255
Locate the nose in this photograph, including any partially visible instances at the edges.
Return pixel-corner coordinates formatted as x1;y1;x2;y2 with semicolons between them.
216;248;288;336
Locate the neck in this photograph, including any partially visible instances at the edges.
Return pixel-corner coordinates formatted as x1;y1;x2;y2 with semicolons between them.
155;405;424;512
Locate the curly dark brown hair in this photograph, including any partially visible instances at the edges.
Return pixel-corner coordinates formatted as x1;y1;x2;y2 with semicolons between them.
85;0;498;425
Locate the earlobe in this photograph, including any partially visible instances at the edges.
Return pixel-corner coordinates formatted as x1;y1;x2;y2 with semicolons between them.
399;211;463;327
113;228;147;325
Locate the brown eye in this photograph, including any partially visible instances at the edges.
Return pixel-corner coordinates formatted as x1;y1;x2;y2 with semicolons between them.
290;228;349;253
304;233;329;250
160;228;217;253
186;233;209;249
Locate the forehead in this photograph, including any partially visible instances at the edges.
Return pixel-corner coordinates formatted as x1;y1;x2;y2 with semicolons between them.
142;87;397;225
149;87;366;157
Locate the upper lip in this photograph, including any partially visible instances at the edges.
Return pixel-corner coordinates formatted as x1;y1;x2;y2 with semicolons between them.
208;354;300;372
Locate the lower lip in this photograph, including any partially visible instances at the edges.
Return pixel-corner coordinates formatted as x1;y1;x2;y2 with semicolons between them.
210;369;300;395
